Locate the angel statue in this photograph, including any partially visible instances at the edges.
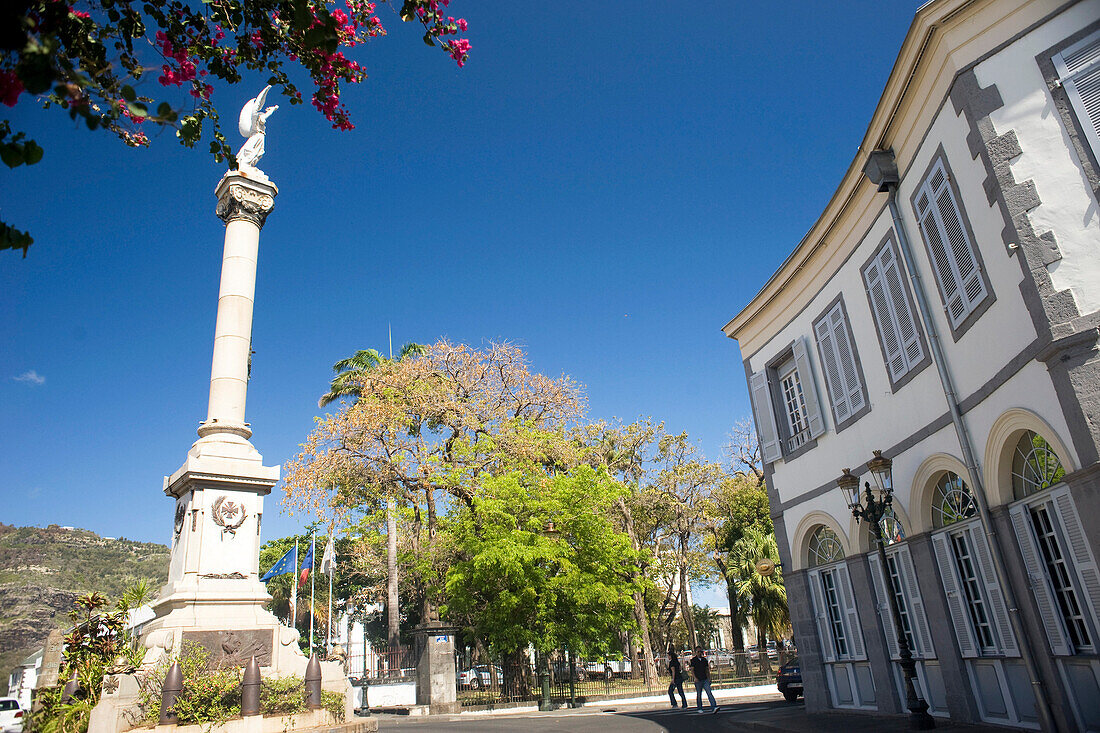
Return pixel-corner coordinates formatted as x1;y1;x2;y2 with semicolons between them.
235;85;279;170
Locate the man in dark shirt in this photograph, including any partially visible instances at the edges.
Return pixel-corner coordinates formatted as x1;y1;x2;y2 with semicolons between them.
689;647;717;713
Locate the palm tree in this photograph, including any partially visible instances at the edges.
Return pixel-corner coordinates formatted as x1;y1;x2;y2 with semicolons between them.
731;528;789;674
318;340;425;657
318;342;425;408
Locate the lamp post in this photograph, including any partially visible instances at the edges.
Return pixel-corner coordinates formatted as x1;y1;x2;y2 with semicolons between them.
537;520;559;712
839;451;935;730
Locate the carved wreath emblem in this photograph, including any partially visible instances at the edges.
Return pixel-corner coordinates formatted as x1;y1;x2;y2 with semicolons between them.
174;502;187;539
211;496;247;535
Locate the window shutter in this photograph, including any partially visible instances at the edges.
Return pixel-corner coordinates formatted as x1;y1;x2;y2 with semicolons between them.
1051;488;1100;633
749;370;782;464
837;563;867;660
896;545;935;659
966;524;1020;657
931;532;979;657
792;337;826;439
867;552;901;660
815;301;865;424
807;569;837;663
1054;30;1100;163
865;256;908;382
881;244;924;369
916;159;986;330
1009;502;1073;656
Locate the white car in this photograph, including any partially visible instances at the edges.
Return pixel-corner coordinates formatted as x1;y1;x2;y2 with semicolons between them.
0;698;24;733
457;665;502;690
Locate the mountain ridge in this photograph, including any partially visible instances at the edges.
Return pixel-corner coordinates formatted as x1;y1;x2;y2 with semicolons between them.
0;523;168;686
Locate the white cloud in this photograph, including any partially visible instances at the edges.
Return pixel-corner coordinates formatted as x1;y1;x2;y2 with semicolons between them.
14;370;46;385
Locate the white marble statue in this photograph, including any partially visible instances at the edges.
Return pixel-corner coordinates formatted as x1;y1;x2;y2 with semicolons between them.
235;85;278;170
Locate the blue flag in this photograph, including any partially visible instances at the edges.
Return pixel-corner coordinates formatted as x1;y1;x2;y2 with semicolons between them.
260;546;297;582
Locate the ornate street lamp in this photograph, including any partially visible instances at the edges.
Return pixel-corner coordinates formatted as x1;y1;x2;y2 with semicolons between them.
839;451;935;730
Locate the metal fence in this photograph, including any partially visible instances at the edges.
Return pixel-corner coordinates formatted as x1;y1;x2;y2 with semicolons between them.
346;645;417;683
455;650;792;708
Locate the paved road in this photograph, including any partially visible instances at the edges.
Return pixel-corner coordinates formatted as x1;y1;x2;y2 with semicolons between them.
376;692;795;732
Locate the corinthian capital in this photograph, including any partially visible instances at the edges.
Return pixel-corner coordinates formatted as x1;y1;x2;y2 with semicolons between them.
215;174;278;228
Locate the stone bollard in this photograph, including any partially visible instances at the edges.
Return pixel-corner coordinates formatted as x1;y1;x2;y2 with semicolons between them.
241;656;261;716
304;654;322;710
60;670;79;704
159;661;183;725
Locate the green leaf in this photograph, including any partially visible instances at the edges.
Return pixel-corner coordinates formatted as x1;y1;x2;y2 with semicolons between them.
23;141;43;165
121;85;136;102
126;102;147;117
423;32;435;47
156;102;172;117
0;144;24;169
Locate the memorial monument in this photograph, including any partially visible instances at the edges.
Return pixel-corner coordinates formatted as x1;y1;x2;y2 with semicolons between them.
136;88;342;689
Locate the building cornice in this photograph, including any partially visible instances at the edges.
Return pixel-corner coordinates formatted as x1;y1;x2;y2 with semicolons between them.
723;0;1055;357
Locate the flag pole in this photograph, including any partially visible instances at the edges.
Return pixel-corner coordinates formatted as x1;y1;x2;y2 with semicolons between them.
327;547;334;653
291;537;299;628
309;533;316;656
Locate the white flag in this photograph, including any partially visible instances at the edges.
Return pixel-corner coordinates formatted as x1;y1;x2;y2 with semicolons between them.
320;534;336;578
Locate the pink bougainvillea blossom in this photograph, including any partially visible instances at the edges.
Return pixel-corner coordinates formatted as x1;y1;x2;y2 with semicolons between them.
0;70;24;107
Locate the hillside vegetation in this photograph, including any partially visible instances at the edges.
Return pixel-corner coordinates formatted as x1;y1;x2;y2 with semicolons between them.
0;524;168;685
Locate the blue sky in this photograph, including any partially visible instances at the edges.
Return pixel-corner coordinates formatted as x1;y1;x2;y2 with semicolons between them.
1;1;920;604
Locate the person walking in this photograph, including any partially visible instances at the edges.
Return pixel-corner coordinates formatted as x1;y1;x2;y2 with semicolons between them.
667;650;687;708
690;647;717;714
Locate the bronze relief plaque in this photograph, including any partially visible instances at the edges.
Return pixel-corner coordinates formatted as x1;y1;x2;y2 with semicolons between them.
181;629;273;667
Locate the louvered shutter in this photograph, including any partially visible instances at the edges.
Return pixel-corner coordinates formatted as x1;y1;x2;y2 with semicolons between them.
749;370;782;463
1054;30;1100;163
1051;488;1100;636
896;545;935;659
814;301;865;424
916;159;986;330
931;531;979;657
836;563;867;660
1009;502;1073;655
807;569;837;663
867;552;901;659
792;337;826;439
966;524;1020;657
865;256;908;381
865;241;925;381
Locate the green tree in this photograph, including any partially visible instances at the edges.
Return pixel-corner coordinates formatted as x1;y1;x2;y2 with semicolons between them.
443;464;642;695
1;1;470;255
731;528;789;673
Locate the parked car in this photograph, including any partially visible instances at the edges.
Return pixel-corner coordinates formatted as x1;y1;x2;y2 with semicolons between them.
0;698;24;733
550;660;587;682
456;665;502;690
775;656;802;703
583;658;631;679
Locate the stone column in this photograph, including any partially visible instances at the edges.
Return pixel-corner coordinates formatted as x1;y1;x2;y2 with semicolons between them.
202;175;276;441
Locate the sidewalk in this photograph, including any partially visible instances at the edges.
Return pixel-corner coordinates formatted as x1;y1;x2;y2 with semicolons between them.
729;705;1009;733
457;682;779;715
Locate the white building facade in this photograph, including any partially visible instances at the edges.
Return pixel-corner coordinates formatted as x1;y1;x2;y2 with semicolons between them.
724;0;1100;729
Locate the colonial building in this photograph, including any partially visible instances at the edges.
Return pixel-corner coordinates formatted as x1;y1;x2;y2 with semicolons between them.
723;0;1100;729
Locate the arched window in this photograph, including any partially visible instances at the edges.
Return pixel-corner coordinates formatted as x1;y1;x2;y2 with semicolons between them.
1011;430;1066;500
808;526;844;567
868;505;905;547
931;472;976;528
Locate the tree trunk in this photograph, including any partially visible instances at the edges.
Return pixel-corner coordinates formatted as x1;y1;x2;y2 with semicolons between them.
755;602;771;674
386;497;400;651
678;537;697;650
616;497;658;687
713;554;744;651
